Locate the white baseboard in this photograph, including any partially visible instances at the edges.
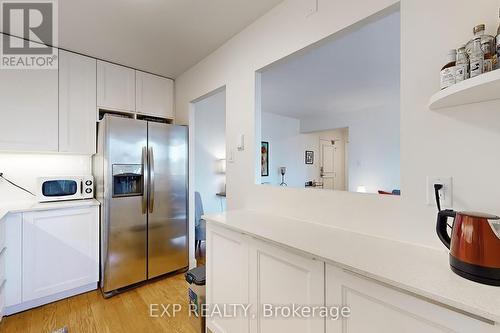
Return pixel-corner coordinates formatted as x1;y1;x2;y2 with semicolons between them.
5;282;97;316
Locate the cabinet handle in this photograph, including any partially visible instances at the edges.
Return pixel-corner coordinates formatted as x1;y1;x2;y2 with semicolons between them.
142;146;148;214
148;147;155;214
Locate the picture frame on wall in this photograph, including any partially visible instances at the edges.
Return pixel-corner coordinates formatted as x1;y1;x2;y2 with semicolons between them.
261;141;269;176
305;150;314;164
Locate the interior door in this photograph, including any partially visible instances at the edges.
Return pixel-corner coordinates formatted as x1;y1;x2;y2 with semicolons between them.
320;139;346;191
103;116;148;293
147;123;188;278
320;140;335;190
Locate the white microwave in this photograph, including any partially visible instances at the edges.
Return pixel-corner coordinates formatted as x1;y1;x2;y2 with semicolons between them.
37;176;94;202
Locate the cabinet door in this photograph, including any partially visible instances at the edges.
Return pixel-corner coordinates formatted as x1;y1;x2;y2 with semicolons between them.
4;213;22;307
0;39;58;152
97;61;135;112
59;50;97;154
136;71;174;119
0;215;5;322
326;264;498;333
206;224;250;333
249;238;325;333
22;207;99;302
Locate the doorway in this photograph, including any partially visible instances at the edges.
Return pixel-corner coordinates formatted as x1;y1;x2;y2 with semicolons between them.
191;87;226;266
319;136;346;191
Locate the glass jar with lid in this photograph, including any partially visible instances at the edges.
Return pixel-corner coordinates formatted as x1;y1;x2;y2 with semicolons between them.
470;37;484;78
465;24;495;58
455;46;469;82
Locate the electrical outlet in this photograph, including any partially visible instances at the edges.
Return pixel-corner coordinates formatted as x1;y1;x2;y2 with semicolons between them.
305;0;318;16
427;176;453;208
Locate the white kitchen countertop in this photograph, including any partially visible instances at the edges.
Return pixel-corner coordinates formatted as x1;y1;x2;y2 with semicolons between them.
204;210;500;323
0;199;100;220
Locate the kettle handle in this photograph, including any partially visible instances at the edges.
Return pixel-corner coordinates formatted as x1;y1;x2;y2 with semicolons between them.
436;209;456;249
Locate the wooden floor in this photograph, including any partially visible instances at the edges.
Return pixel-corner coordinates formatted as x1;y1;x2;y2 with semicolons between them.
0;245;206;333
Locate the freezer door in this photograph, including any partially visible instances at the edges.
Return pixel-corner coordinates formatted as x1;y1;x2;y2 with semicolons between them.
102;116;148;293
147;122;188;278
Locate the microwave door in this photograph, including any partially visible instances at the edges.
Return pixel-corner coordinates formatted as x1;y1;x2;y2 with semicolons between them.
147;122;188;279
102;116;148;295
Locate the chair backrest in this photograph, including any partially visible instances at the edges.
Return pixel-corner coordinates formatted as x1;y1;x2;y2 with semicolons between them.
195;191;204;226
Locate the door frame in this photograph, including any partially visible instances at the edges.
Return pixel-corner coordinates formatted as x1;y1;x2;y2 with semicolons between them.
188;85;227;268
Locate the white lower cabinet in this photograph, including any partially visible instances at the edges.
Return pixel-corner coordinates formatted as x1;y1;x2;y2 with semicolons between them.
207;224;500;333
207;224;324;333
325;264;499;333
206;225;250;333
4;206;99;315
0;215;6;322
248;238;324;333
4;213;22;309
22;207;99;301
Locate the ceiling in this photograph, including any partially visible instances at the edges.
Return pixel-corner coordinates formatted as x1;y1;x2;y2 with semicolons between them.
261;9;400;120
55;0;283;78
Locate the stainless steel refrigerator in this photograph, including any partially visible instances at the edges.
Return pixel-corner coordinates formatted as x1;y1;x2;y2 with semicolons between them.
94;115;188;297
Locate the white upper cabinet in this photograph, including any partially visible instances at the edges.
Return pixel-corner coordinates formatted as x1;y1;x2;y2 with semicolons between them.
0;39;58;152
59;50;97;154
136;71;174;119
97;60;136;112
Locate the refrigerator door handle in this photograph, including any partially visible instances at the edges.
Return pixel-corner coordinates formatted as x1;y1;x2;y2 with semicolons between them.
142;146;148;214
149;146;155;213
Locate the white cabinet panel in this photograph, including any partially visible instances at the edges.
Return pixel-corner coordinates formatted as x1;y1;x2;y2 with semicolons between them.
0;39;58;152
136;71;174;119
0;216;5;251
97;61;135;112
4;213;22;307
22;207;99;302
59;50;97;154
0;280;5;322
206;224;250;333
326;264;498;333
249;238;324;333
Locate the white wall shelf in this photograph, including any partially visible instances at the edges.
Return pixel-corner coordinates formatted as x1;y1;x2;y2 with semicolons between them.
429;70;500;110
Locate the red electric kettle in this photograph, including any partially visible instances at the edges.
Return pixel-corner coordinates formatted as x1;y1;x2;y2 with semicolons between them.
437;209;500;285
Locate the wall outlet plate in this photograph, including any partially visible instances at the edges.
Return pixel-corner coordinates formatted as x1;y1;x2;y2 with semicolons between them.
305;0;318;16
427;176;453;208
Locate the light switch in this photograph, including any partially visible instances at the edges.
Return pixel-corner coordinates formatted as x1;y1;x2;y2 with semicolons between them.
236;134;245;151
228;149;235;163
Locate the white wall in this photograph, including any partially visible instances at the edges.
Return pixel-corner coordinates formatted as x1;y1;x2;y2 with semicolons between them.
0;153;91;201
194;90;226;214
301;105;400;193
261;112;301;187
176;0;500;253
261;112;348;188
